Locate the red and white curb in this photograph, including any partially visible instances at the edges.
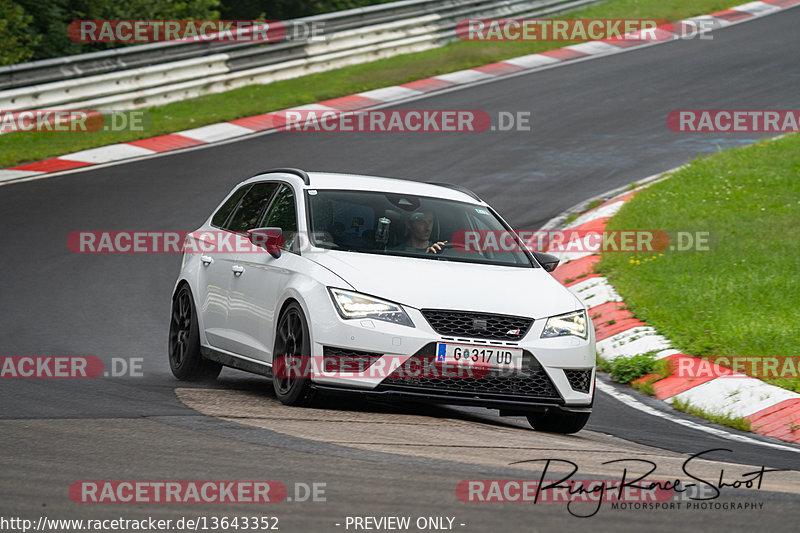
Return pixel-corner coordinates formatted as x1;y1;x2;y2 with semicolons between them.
2;0;799;186
545;186;800;445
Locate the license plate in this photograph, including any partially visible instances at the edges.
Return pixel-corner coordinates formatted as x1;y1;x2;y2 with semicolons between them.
435;343;522;371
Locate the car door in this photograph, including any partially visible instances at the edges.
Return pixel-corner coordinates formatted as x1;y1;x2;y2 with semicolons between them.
200;182;279;352
227;184;300;362
194;183;250;350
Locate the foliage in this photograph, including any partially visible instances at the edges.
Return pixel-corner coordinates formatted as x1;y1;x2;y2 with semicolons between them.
0;1;40;65
598;353;657;384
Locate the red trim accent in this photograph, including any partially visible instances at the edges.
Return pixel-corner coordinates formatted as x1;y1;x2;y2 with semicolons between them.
632;373;663;386
764;0;800;6
549;255;600;286
126;134;204;153
229;113;287;131
650;354;734;400
710;9;755;22
601;190;638;208
401;78;455;93
539;48;589;61
473;62;524;76
9;159;92;172
746;399;800;443
649;26;677;41
601;37;647;49
568;216;610;234
588;301;645;341
317;94;382;111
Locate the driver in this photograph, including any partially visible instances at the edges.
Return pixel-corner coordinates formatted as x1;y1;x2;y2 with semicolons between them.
398;210;448;254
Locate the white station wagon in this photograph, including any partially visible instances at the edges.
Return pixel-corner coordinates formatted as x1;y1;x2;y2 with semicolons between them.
169;169;595;433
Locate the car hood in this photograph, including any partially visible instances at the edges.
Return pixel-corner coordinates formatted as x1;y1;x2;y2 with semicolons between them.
304;250;583;319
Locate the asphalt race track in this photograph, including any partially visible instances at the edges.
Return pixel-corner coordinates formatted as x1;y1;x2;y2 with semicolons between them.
2;8;800;532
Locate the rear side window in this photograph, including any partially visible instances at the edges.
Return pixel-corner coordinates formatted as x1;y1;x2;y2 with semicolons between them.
225;182;280;233
211;185;250;228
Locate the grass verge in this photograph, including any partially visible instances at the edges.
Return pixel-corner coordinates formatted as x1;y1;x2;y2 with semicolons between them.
598;352;658;384
598;133;800;394
598;352;673;396
671;398;752;432
1;0;736;168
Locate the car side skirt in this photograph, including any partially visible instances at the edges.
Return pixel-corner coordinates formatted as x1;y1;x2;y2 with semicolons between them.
201;346;273;377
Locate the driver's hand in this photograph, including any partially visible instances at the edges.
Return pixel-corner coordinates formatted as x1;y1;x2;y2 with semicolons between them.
426;241;448;254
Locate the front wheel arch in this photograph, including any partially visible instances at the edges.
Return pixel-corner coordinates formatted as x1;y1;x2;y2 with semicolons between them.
271;301;315;406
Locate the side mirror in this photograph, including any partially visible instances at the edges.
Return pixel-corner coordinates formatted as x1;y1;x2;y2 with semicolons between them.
248;227;283;259
533;251;560;272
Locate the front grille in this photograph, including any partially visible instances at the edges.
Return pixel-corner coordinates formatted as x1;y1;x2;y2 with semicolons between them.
322;346;381;373
378;345;560;401
564;369;593;393
421;309;533;341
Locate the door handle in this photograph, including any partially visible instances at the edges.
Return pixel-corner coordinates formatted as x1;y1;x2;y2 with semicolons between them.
200;255;213;265
231;265;245;276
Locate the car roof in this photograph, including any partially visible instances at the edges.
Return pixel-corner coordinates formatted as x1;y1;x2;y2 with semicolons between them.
243;169;485;205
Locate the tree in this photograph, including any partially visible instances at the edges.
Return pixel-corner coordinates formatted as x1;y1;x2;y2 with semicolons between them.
13;0;222;62
0;0;40;65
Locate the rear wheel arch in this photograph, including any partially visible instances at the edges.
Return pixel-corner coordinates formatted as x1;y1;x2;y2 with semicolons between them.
168;283;222;381
173;279;208;340
172;279;190;300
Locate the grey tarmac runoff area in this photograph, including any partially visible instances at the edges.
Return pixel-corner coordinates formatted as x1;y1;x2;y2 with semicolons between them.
2;5;800;533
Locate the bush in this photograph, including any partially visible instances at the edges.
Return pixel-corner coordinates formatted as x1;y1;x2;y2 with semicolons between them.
0;1;39;65
599;353;657;384
2;1;404;64
12;0;222;62
220;1;401;20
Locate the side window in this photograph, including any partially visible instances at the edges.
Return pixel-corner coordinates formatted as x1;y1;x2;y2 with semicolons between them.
211;184;251;228
262;185;298;250
225;182;280;233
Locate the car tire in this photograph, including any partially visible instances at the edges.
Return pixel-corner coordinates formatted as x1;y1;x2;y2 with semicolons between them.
168;285;222;381
272;302;315;406
527;410;590;434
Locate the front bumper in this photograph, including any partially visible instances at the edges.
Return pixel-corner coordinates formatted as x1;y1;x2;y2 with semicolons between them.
309;306;596;409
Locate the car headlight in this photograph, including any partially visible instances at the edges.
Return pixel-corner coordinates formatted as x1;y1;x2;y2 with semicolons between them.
541;310;588;339
328;288;414;327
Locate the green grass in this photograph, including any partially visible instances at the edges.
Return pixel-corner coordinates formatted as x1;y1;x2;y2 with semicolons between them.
764;377;800;394
598;134;800;393
672;398;752;432
598;352;658;384
0;0;736;168
564;212;581;226
631;379;655;396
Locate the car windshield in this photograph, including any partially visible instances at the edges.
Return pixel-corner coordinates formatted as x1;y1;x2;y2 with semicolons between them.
306;189;534;267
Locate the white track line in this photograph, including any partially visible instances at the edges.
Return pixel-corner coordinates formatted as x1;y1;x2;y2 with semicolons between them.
596;380;800;454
